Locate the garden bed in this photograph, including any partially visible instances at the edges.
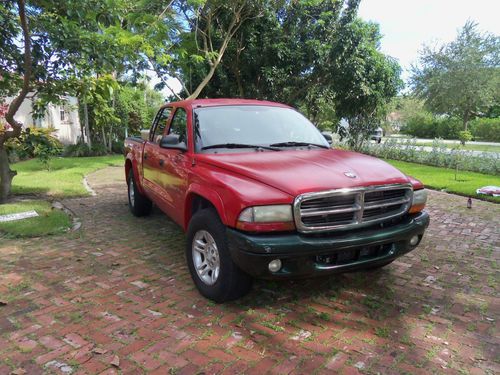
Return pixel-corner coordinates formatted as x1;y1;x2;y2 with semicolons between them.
360;138;499;175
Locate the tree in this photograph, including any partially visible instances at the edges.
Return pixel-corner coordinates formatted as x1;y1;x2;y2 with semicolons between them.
180;0;402;149
151;0;261;100
411;21;500;131
0;0;157;201
329;19;403;149
114;83;164;137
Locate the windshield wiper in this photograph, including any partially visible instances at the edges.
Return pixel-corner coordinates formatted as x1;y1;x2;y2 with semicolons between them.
201;143;280;151
269;141;329;149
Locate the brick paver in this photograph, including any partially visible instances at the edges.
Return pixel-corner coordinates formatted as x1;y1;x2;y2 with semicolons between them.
0;165;498;374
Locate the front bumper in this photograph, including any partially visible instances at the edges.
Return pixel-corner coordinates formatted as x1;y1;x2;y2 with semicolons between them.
227;211;430;279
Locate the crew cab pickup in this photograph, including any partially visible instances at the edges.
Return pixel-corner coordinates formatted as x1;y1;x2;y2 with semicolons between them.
124;99;429;302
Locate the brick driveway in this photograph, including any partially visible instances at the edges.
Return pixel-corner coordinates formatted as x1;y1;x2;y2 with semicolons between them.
0;166;498;374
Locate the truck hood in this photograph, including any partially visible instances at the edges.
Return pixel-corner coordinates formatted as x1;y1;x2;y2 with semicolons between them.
197;149;411;197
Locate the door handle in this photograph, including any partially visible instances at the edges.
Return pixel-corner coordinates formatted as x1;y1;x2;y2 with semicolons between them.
159;159;164;167
144;152;148;160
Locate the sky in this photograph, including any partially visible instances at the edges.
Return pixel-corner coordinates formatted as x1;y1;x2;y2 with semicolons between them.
358;0;500;82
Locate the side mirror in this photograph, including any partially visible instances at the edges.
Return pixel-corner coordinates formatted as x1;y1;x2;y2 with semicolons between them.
321;132;333;145
159;134;187;152
140;129;150;141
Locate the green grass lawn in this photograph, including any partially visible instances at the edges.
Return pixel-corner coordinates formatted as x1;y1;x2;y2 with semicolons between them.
0;200;71;238
387;159;500;203
11;155;123;197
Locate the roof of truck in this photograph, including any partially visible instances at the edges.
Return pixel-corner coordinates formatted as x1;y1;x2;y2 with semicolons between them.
162;98;291;109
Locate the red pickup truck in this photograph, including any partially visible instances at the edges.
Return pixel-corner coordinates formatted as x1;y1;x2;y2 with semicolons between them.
124;99;429;302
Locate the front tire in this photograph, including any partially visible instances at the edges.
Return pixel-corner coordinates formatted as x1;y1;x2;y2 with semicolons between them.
186;208;253;302
127;170;152;217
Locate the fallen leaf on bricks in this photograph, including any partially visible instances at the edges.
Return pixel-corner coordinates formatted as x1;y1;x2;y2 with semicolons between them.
92;347;107;355
111;355;120;367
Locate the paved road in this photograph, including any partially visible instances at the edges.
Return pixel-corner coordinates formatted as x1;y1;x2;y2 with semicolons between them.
0;166;498;374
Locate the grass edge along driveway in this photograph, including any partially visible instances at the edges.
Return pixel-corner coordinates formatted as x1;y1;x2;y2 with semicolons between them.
387;159;500;203
0;200;71;238
1;155;122;237
11;155;123;198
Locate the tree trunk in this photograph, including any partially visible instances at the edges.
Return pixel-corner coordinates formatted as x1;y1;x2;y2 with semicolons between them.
101;128;107;149
188;6;245;100
109;89;115;152
0;145;16;203
108;124;113;152
462;109;470;132
78;98;85;143
234;38;244;97
1;0;32;203
188;64;218;100
83;101;91;148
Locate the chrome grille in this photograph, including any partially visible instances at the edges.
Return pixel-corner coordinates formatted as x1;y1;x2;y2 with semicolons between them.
294;184;413;233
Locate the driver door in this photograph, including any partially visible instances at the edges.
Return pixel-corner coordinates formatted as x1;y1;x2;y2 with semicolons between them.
156;107;190;225
142;107;172;200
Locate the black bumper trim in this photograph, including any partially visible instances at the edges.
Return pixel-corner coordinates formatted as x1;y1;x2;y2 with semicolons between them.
226;211;430;278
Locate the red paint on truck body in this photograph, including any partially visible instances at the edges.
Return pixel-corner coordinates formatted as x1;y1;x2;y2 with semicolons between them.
124;99;423;231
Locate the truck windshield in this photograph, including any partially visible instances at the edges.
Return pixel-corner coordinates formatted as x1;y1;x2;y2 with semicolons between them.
193;105;329;152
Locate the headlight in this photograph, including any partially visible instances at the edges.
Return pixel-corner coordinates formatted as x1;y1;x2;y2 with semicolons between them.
238;205;293;223
409;189;427;213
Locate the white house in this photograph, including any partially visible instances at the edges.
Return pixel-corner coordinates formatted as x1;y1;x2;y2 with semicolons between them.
4;93;82;144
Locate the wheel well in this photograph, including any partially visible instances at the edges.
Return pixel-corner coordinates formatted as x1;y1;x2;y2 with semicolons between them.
185;194;217;228
125;159;132;181
191;194;215;215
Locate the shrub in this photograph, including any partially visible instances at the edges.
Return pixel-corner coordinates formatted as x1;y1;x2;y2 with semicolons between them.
358;138;499;175
111;140;124;154
63;142;91;157
458;130;473;145
400;112;435;138
6;127;63;163
90;143;108;156
470;118;500;142
401;114;462;140
63;142;109;157
435;117;461;139
34;143;58;170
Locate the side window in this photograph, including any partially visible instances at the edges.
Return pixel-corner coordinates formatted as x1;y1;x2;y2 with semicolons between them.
169;108;187;144
151;108;171;144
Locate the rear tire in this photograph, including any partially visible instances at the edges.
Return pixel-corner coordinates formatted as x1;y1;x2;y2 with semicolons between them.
127;170;152;217
186;208;253;302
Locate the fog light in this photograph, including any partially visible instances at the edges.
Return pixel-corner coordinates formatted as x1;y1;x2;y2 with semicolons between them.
268;259;282;272
410;235;419;246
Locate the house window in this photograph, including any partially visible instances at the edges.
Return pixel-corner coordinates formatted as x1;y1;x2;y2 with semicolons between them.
60;108;66;122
